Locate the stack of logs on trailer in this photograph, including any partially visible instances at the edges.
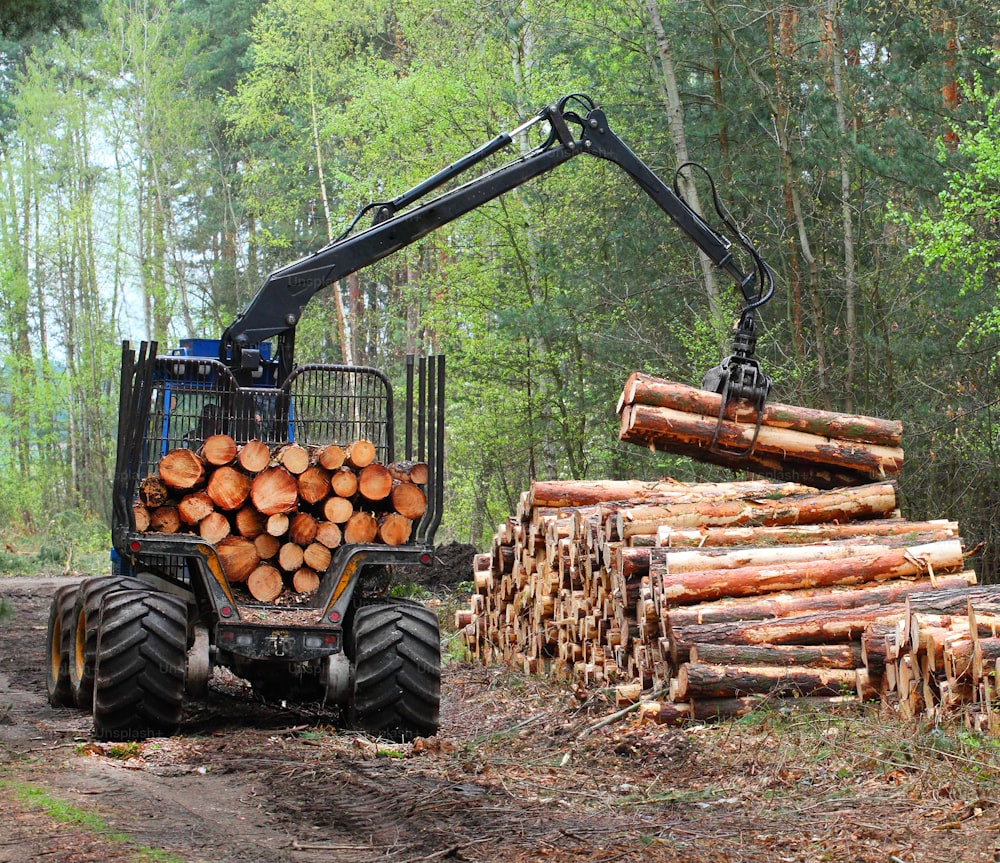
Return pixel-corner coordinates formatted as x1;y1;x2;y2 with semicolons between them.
458;372;1000;729
134;435;427;603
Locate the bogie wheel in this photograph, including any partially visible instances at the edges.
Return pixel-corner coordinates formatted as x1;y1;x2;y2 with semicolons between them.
69;575;147;708
45;584;79;707
348;599;441;742
92;589;188;741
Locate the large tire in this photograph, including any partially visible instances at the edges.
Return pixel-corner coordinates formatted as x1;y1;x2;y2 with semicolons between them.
45;584;78;707
69;575;146;708
348;599;441;741
92;589;188;740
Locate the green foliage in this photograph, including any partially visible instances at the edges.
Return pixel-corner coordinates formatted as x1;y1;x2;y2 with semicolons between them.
0;0;100;39
0;0;999;575
902;71;1000;340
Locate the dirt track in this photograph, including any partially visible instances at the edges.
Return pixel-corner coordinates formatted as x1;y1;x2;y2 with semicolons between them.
3;576;1000;862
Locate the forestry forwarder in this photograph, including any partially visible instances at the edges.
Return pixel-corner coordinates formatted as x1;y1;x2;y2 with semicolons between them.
44;93;775;741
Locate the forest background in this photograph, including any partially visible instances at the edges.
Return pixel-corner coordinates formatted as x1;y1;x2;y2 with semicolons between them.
1;0;1000;579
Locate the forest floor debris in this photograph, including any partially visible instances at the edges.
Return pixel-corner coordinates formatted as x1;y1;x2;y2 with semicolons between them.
3;575;1000;862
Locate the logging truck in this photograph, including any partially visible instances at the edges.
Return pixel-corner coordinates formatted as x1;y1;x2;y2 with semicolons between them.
44;93;774;741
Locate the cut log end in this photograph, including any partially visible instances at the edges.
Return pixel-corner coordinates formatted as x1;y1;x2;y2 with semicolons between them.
247;564;283;602
251;467;300;515
158;448;206;491
202;434;238;467
238;439;271;474
346;439;377;469
292;567;320;594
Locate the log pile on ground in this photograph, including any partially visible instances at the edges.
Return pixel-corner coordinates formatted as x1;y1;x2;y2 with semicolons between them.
458;474;1000;727
461;376;1000;727
134;435;428;603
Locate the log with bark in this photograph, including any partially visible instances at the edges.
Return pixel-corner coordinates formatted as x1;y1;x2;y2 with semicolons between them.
345;439;376;469
149;505;181;534
670;662;862;700
276;443;310;475
689;642;863;669
378;512;412;546
343;511;378;544
132;503;151;532
323;495;354;524
358;463;393;502
238;439;271;473
202;433;238;467
303;541;332;572
297;466;331;505
207;466;252;511
663;572;976;628
199;511;231;544
668;602;923;664
134;438;430;605
618;373;904;488
390;482;427;520
177;491;214;526
292;567;320;593
234;505;266;539
139;475;169;508
616;481;898;540
652;539;965;607
157;448;206;492
215;536;259;584
251;466;299;515
330;466;359;498
288;512;318;546
247;564;283;602
317;444;346;470
618;372;902;446
529;477;814;509
277;541;305;574
457;470;991;729
654;518;959;549
389;460;429;485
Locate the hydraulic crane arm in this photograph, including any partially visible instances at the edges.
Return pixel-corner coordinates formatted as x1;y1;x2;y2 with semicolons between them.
220;93;773;408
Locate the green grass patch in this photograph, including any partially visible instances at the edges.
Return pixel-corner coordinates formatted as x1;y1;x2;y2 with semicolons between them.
0;778;185;863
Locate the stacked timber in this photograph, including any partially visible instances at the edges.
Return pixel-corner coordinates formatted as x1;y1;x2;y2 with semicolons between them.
458;475;990;725
617;372;904;489
876;587;1000;730
134;435;428;603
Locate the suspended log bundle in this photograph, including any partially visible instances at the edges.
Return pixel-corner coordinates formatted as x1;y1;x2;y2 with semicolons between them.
458;471;998;726
135;436;428;604
617;372;904;489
